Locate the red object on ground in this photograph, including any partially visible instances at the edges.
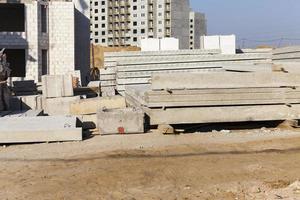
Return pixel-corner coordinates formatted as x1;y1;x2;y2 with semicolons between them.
118;127;125;134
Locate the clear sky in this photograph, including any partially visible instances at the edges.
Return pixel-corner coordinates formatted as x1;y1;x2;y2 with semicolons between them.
190;0;300;48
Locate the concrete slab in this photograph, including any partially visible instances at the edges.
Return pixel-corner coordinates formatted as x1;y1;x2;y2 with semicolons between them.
0;116;82;143
148;104;300;125
70;96;126;115
98;108;144;135
151;72;300;90
42;75;74;98
43;96;81;115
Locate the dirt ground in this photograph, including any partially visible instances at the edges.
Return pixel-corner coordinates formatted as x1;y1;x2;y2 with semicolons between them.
1;129;300;199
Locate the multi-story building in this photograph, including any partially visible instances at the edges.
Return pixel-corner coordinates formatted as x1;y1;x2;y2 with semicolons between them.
189;11;207;49
90;0;205;49
0;0;90;84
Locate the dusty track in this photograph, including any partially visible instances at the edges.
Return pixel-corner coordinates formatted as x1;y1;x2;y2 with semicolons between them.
1;130;300;199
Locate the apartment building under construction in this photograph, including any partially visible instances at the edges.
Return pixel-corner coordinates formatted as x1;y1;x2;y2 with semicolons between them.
90;0;206;49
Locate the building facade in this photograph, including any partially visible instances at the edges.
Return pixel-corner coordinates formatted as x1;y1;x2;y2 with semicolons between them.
0;0;90;84
189;11;206;49
90;0;205;49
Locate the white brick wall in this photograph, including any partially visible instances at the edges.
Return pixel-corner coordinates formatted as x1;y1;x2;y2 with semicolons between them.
48;2;75;76
0;1;76;83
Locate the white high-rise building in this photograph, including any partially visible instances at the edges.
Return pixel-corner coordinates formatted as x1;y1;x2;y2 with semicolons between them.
90;0;206;49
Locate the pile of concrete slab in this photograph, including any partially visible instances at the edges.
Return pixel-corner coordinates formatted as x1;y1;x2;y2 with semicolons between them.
101;49;272;95
126;72;300;126
273;46;300;62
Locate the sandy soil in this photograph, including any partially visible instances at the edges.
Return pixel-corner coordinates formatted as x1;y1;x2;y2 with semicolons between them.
1;129;300;199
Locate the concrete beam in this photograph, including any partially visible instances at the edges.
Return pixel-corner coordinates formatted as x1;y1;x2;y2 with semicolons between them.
151;72;300;90
0;116;82;143
148;104;300;125
70;96;126;115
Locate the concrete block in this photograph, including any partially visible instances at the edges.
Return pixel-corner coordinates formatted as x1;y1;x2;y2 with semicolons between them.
220;35;236;55
70;96;126;115
42;75;74;98
43;96;80;115
141;38;160;52
101;86;115;97
97;108;144;135
0;116;82;143
200;35;220;50
18;95;43;110
160;38;179;51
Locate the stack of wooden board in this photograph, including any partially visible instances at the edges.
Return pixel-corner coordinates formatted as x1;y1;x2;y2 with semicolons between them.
125;72;300;125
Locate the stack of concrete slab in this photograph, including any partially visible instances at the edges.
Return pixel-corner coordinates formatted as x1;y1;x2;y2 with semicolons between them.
125;72;300;125
273;46;300;62
0;116;82;143
99;61;117;96
103;49;272;95
41;75;79;115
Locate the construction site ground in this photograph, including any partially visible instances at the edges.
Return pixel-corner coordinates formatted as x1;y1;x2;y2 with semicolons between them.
1;127;300;199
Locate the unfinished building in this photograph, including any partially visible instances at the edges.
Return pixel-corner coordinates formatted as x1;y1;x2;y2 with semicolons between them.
90;0;206;49
0;0;90;85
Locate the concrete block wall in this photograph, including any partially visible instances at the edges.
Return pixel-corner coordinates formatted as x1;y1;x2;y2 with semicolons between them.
0;0;79;83
48;1;75;76
24;1;40;82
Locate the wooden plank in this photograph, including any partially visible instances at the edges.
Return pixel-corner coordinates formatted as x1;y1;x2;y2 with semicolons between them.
151;72;300;90
148;104;300;125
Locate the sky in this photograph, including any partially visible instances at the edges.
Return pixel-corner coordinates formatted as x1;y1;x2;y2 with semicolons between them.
190;0;300;48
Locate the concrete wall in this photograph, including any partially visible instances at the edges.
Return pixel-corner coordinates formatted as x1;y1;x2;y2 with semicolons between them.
48;1;75;77
170;0;190;49
0;0;84;83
